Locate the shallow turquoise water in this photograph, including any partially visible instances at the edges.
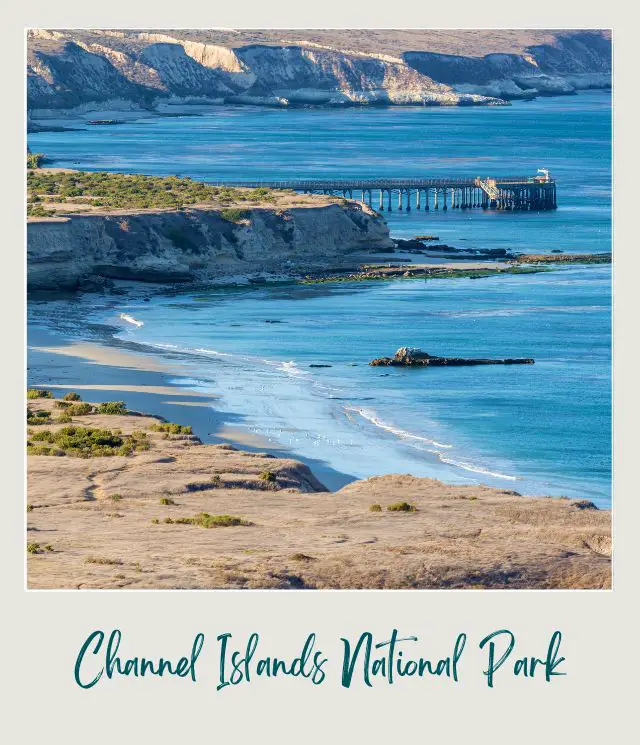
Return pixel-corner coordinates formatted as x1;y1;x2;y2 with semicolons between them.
28;92;612;504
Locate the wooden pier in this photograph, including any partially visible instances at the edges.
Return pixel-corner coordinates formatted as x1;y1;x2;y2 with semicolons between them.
210;174;557;212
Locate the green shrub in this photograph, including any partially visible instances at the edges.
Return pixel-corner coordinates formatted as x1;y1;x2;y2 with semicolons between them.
26;171;272;212
63;392;82;401
369;504;382;512
26;204;57;217
259;470;277;483
27;152;45;169
27;388;52;399
56;414;73;423
159;497;175;506
96;401;128;415
27;542;42;554
55;400;71;409
387;501;416;512
171;513;251;528
26;504;34;513
26;425;148;458
148;422;192;435
85;556;122;565
110;494;122;501
67;403;93;416
30;431;54;442
26;409;51;425
220;208;250;223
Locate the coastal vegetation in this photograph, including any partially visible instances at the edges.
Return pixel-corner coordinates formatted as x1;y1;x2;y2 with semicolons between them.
27;152;45;169
387;501;417;512
157;513;251;528
220;207;251;223
26;425;150;457
27;542;53;554
148;422;193;435
26;409;51;425
96;401;128;415
27;388;52;399
26;170;280;213
66;402;93;416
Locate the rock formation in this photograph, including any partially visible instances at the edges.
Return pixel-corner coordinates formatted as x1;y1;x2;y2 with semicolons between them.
27;201;394;291
370;347;534;367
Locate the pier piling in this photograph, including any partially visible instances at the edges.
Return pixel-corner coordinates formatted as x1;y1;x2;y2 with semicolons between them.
216;175;558;214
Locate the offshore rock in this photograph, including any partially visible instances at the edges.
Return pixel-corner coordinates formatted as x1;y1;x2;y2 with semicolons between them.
370;347;534;367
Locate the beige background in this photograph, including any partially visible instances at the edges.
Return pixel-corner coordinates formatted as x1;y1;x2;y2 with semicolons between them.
3;2;636;741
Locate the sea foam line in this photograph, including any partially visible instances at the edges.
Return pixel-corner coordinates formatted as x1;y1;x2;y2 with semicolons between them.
346;406;517;481
345;406;453;449
120;313;144;327
437;455;518;481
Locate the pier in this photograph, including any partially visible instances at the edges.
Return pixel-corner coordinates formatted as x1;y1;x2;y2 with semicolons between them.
210;174;557;212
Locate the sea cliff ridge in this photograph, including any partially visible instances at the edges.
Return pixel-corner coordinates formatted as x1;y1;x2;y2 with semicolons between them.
27;29;611;116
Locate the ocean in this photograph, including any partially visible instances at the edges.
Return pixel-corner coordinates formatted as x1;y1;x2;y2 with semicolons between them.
28;91;612;505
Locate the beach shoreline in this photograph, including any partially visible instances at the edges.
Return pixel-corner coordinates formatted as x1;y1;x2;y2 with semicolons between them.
28;324;356;492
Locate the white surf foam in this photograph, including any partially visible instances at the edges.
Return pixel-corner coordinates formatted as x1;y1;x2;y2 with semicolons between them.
346;406;453;450
438;454;517;481
119;313;144;327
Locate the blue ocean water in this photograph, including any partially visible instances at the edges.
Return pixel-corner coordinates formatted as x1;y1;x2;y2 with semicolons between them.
28;92;612;504
29;91;611;254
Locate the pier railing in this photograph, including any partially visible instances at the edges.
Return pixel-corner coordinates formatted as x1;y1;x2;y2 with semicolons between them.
207;175;557;211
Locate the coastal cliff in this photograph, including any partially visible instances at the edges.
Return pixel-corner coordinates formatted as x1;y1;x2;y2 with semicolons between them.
27;201;393;291
27;29;611;115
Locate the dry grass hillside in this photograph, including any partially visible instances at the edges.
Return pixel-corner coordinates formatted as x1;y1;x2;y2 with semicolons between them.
27;394;611;590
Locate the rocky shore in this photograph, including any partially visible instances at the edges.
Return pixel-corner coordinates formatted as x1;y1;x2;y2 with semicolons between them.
27;393;611;589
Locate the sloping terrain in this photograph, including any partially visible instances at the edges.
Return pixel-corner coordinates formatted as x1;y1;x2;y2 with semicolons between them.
27;396;611;589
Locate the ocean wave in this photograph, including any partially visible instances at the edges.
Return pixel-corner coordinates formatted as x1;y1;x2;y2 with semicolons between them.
346;406;518;481
345;406;452;450
437;455;517;481
119;313;144;327
195;347;232;357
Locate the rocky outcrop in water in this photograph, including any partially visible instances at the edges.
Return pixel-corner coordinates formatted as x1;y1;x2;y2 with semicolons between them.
27;202;394;291
370;347;534;367
27;29;610;114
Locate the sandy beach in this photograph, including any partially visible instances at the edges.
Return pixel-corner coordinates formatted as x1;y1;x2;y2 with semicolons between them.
28;324;355;491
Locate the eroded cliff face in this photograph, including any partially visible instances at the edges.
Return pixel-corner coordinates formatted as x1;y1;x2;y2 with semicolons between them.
404;32;612;99
27;202;394;291
26;29;611;114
